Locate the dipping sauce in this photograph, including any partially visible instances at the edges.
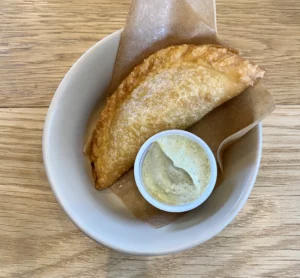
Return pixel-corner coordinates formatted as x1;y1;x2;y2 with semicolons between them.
142;135;211;205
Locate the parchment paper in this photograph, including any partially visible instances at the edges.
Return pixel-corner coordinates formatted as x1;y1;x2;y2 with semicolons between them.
107;0;221;95
87;0;275;228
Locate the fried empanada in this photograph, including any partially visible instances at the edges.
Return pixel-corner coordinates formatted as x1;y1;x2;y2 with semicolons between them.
89;44;264;189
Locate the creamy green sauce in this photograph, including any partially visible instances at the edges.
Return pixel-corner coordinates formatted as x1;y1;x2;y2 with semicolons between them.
142;135;211;205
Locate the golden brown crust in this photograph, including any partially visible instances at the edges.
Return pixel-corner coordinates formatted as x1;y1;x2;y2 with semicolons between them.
89;44;264;189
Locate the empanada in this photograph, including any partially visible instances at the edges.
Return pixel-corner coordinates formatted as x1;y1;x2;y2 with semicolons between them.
89;44;264;189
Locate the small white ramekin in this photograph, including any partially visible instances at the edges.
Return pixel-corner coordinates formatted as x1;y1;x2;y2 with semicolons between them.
134;130;217;213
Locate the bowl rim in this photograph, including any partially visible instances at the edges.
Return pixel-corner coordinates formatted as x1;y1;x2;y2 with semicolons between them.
134;130;218;212
43;29;262;256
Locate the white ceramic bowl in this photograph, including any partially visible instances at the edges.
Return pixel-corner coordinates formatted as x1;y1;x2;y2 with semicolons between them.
43;29;262;255
134;130;217;213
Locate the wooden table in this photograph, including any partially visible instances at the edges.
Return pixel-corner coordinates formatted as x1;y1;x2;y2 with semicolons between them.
1;0;300;277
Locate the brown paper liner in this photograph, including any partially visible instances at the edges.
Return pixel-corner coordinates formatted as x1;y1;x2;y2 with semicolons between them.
85;0;275;228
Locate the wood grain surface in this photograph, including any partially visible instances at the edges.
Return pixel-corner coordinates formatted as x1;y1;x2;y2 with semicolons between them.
1;0;300;277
